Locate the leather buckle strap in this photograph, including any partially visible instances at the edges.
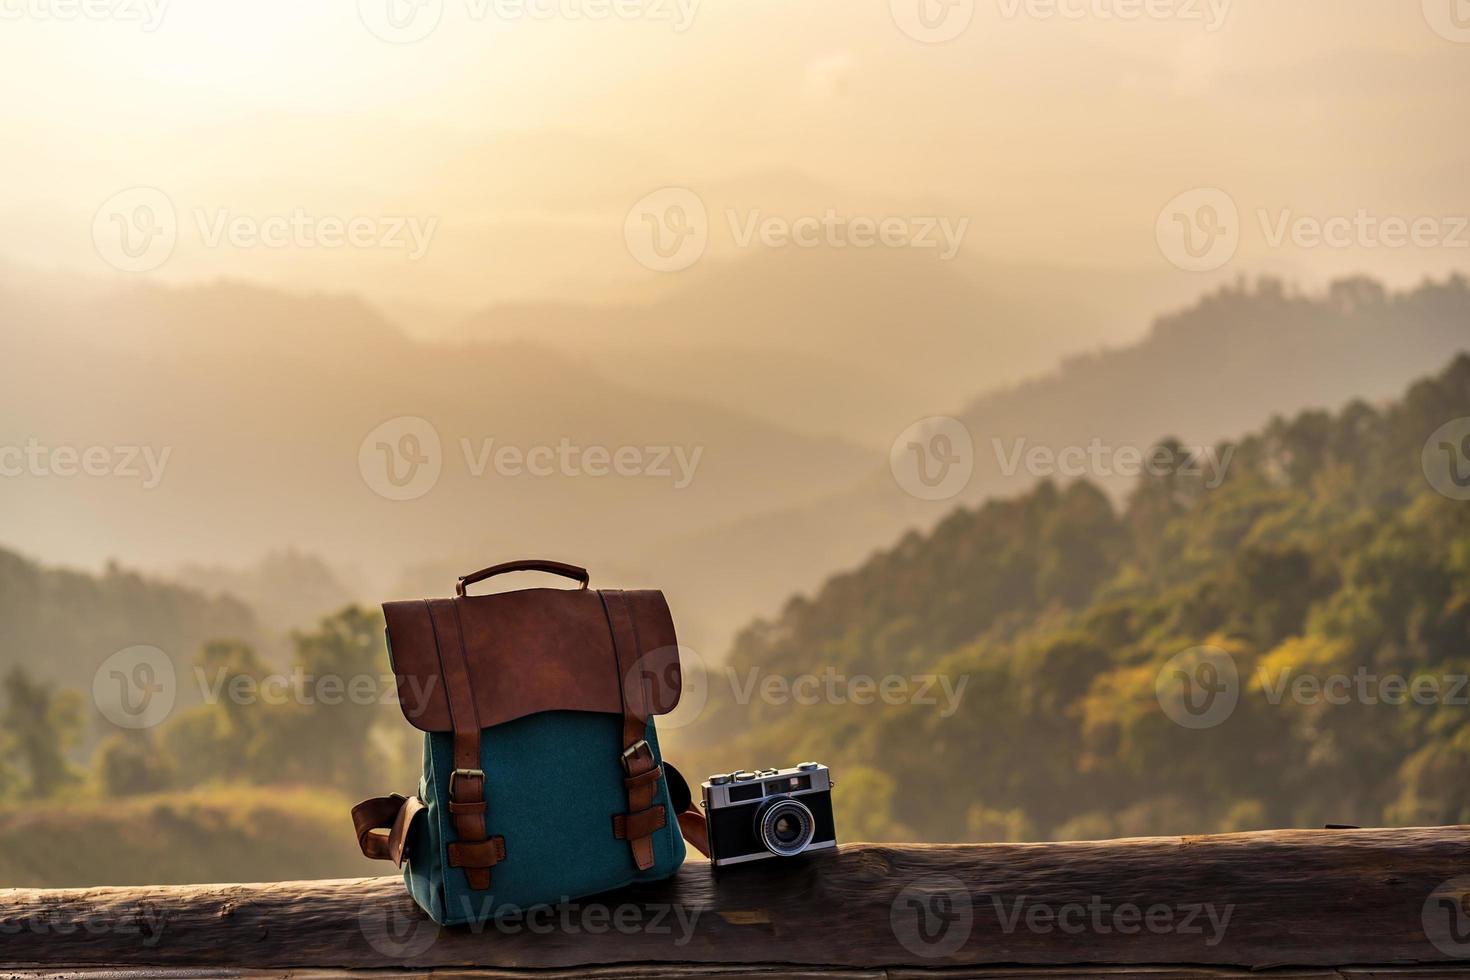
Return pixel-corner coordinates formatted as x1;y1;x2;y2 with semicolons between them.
447;768;489;817
449;768;486;801
612;804;668;841
621;740;655;775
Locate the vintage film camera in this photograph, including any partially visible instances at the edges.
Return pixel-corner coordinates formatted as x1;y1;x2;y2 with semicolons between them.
701;762;836;867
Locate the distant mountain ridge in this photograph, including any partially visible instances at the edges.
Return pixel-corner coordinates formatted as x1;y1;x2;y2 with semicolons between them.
456;244;1190;447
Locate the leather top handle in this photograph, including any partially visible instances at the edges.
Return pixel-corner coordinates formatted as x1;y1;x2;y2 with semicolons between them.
456;559;590;596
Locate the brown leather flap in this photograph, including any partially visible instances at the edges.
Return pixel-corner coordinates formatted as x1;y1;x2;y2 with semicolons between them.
384;588;681;732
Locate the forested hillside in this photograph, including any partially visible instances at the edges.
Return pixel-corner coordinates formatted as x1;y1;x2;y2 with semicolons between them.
0;548;260;697
657;275;1470;656
684;353;1470;842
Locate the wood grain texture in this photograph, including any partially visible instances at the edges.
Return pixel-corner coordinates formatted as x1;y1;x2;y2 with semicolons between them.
3;829;1470;973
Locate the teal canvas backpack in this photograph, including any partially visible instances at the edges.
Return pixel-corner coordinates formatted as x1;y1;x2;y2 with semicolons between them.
351;560;702;925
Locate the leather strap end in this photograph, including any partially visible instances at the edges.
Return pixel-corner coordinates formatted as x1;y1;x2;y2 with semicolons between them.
612;804;668;842
624;764;664;790
447;799;487;815
447;836;507;870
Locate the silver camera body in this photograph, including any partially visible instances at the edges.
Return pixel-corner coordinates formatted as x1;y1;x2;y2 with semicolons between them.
701;762;837;867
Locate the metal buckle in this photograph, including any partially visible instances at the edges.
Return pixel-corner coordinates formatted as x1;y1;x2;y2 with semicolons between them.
621;740;652;773
449;768;485;801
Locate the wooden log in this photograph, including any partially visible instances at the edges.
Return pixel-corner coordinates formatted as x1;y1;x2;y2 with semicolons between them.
3;828;1470;974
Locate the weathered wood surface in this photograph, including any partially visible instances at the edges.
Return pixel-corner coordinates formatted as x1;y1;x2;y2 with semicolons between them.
4;829;1470;974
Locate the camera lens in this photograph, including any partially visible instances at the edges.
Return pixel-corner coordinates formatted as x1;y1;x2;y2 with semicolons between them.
755;798;815;857
773;813;802;844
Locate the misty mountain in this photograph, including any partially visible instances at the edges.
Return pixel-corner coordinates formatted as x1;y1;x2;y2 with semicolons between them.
457;244;1196;447
0;275;873;609
176;550;360;636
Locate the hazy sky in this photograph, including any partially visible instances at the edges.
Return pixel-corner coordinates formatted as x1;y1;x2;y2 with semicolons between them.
2;0;1468;320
